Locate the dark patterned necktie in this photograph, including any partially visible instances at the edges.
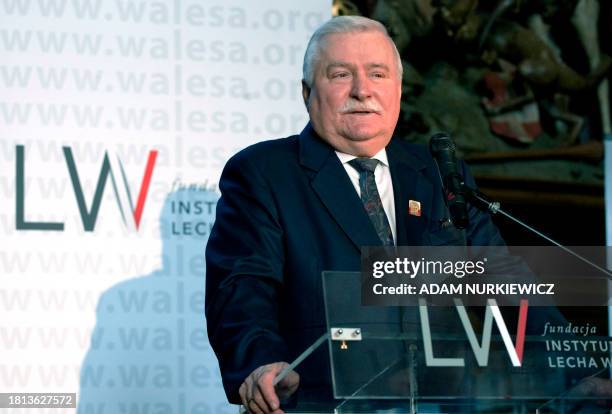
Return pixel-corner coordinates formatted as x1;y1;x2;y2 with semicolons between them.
348;158;394;246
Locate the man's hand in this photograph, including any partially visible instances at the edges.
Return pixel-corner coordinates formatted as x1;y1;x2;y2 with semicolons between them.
239;362;300;414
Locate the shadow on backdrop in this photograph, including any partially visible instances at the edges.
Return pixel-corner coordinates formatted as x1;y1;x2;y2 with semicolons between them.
77;188;232;414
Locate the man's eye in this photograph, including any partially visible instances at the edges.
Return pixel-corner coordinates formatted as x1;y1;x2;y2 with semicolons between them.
332;72;350;79
371;72;386;78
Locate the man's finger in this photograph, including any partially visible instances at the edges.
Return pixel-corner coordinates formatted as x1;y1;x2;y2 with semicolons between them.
239;382;248;408
276;369;300;400
243;376;258;413
248;398;265;414
278;370;299;388
257;367;280;411
252;388;272;413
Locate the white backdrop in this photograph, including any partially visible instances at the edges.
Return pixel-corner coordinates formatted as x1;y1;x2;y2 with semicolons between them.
0;1;330;412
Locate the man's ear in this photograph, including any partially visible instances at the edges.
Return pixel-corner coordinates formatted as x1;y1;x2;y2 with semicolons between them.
301;80;311;108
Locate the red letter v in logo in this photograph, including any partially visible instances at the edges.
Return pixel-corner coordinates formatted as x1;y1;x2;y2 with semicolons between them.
110;150;158;230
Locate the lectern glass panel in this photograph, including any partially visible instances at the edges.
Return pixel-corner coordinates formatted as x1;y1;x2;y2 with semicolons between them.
321;271;612;412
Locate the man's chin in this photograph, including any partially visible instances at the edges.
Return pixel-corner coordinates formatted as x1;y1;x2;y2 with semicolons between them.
338;131;391;156
343;128;384;142
347;130;394;146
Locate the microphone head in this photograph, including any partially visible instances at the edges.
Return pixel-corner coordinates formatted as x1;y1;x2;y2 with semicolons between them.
429;132;456;155
428;132;468;230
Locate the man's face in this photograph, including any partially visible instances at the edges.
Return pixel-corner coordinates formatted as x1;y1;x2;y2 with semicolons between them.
303;31;402;157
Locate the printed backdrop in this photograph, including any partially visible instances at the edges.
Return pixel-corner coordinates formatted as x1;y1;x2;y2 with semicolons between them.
0;1;330;412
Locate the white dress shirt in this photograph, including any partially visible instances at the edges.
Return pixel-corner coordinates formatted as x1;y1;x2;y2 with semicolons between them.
335;149;397;244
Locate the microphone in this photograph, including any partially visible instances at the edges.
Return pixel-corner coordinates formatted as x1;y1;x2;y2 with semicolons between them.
429;133;469;229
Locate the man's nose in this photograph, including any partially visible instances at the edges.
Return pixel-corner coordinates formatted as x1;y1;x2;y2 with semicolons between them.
350;73;372;100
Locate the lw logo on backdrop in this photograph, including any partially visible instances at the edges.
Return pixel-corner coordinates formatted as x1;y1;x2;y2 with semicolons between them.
15;145;158;232
419;299;528;367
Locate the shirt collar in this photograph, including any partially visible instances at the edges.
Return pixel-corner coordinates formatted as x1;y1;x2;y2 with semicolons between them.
335;148;389;167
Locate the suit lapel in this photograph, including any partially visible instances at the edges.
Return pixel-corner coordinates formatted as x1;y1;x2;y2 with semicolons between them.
387;139;434;246
299;124;381;251
299;125;436;248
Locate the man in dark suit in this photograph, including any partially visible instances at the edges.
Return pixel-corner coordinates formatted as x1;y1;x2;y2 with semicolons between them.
205;15;505;414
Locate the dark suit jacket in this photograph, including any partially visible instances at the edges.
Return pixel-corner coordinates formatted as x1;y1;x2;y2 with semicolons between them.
205;124;505;403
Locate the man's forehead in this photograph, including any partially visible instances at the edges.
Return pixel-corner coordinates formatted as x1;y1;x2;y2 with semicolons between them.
319;32;394;59
325;61;391;70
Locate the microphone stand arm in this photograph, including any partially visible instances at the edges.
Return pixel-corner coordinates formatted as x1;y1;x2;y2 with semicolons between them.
461;183;612;280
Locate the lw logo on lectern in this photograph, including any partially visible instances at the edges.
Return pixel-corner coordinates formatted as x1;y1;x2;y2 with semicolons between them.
15;145;158;232
419;299;528;367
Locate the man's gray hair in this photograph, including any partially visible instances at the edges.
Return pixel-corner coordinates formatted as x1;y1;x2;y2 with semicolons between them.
302;16;403;87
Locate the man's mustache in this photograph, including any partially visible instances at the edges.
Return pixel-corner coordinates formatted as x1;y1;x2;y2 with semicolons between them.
339;101;382;114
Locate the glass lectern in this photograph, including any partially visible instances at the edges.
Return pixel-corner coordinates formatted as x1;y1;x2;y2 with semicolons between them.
280;271;612;413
